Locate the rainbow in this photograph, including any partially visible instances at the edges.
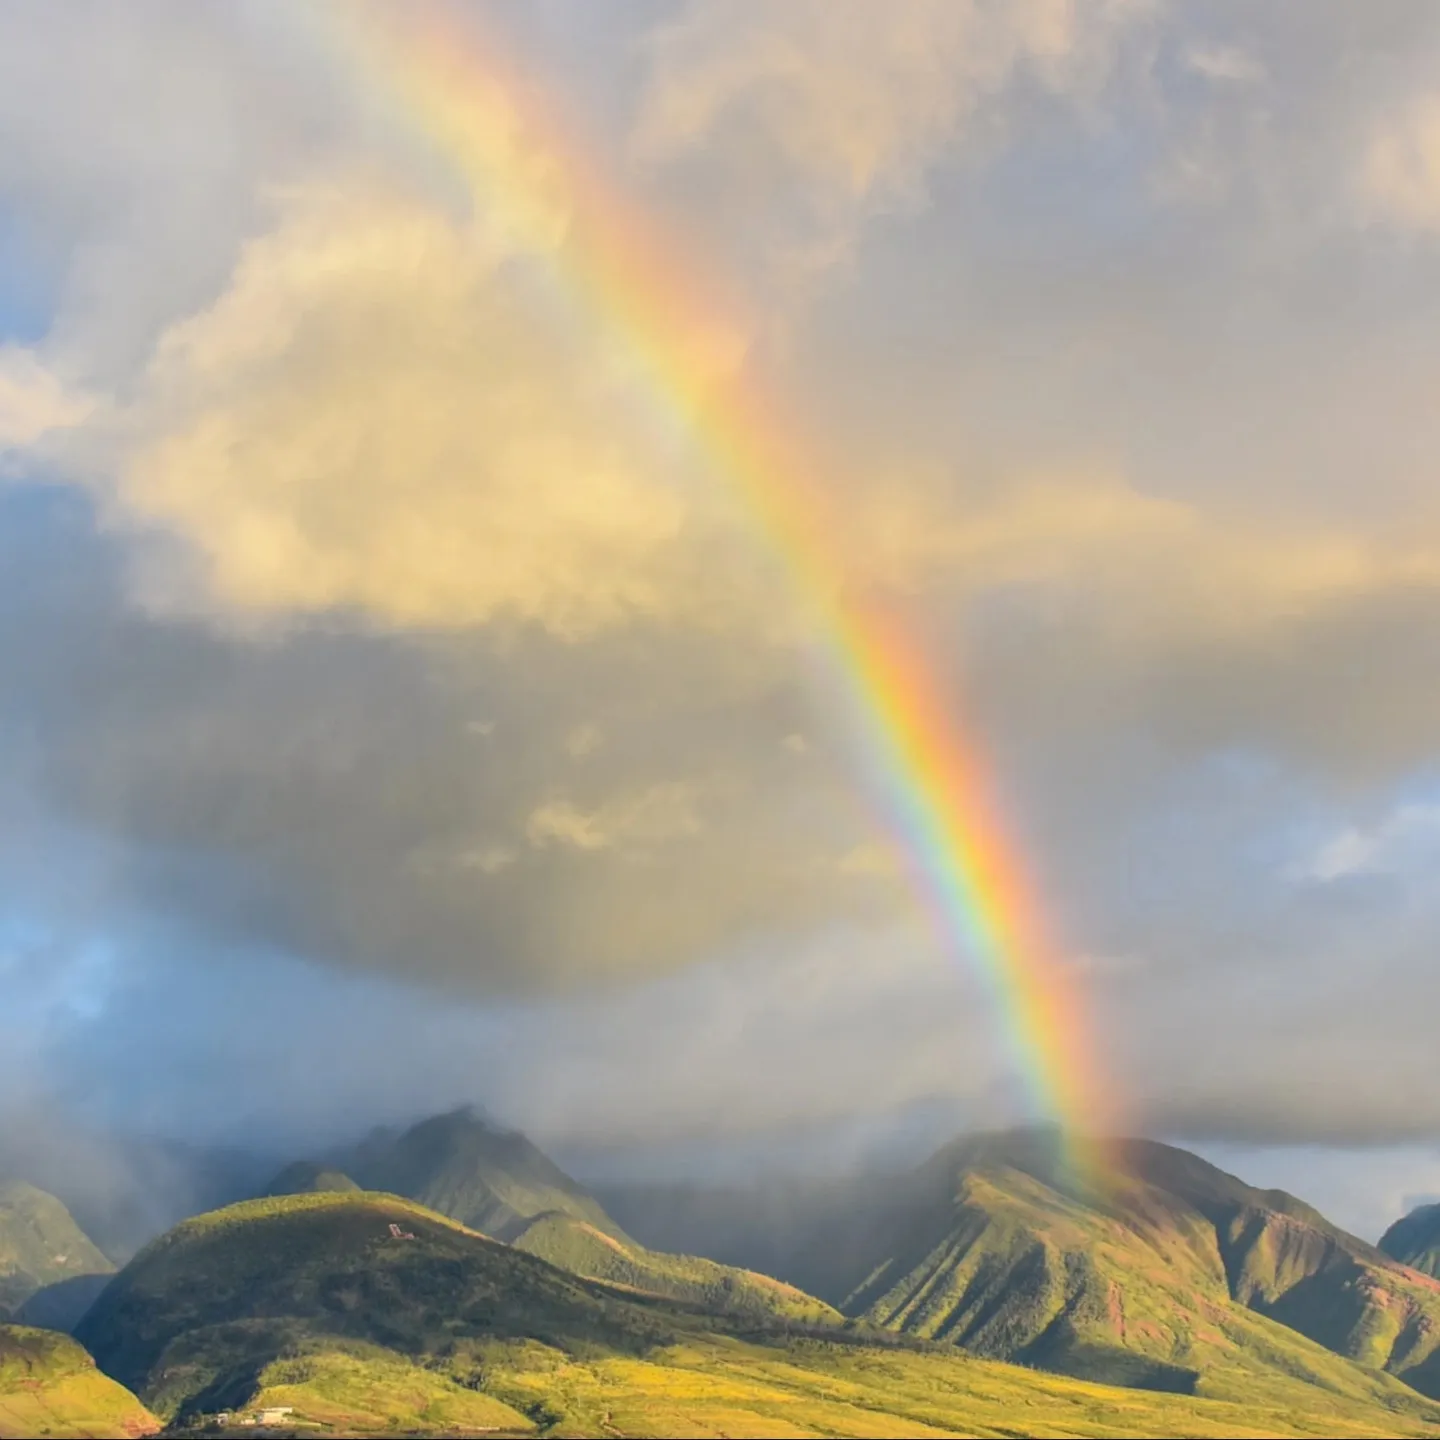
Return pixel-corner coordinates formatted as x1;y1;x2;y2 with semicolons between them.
307;2;1116;1163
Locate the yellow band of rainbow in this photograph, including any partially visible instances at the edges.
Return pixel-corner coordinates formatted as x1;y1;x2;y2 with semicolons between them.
309;1;1117;1166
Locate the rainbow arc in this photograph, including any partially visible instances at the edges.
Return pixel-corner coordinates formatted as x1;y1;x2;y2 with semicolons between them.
314;1;1118;1168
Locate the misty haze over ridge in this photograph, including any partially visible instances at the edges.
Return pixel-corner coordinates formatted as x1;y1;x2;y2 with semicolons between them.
2;0;1440;1255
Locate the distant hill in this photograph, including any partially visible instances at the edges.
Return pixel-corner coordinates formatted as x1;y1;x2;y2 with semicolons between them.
1381;1202;1440;1280
604;1128;1440;1403
0;1324;158;1438
0;1181;114;1326
67;1191;1440;1438
260;1161;361;1197
340;1107;623;1241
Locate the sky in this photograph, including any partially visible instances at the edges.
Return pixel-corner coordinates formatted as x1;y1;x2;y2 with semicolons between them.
3;0;1440;1244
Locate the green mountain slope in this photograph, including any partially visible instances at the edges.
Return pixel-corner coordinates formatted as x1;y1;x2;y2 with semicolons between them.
66;1194;1440;1437
1122;1139;1440;1394
343;1108;623;1241
607;1130;1440;1405
1381;1202;1440;1280
0;1183;114;1324
261;1161;361;1197
73;1189;717;1423
0;1324;158;1438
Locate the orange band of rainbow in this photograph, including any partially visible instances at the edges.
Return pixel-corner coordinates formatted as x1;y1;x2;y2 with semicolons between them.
308;2;1117;1166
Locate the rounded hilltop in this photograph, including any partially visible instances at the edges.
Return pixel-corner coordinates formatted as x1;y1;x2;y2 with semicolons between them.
73;1189;690;1424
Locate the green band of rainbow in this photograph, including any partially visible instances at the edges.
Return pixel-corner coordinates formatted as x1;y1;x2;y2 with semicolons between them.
309;2;1115;1160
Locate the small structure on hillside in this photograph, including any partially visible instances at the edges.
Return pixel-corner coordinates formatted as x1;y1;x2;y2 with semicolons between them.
388;1222;416;1240
229;1406;294;1428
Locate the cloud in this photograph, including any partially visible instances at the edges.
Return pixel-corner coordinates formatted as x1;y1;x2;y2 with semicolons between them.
0;346;91;452
5;910;1005;1160
102;183;778;641
1361;94;1440;234
7;0;1440;1175
0;486;910;999
1184;44;1266;86
1147;8;1440;234
564;724;604;758
118;167;1440;699
865;473;1440;634
526;783;704;853
1289;802;1440;883
0;3;357;385
632;0;1151;293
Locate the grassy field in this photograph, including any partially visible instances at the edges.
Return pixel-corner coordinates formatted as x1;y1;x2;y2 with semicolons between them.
478;1333;1440;1439
229;1341;533;1435
162;1330;1440;1438
0;1325;158;1439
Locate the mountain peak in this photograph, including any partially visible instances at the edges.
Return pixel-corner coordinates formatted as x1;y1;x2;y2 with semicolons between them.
337;1108;623;1242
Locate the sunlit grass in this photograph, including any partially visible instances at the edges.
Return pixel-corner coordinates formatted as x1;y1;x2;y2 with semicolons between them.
0;1325;158;1439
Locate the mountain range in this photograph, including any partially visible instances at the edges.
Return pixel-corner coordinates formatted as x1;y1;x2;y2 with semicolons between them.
605;1128;1440;1400
5;1110;1440;1437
